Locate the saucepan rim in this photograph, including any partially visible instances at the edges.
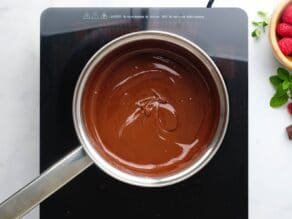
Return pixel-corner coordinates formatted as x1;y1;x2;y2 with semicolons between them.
73;30;229;187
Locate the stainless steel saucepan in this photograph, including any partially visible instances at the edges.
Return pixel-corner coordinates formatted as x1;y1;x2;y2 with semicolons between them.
0;31;229;218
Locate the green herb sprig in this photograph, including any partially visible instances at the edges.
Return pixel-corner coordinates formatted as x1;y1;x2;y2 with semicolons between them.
270;67;292;107
251;11;269;39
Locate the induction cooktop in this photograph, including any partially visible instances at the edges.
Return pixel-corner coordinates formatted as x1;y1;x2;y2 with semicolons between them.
40;8;248;219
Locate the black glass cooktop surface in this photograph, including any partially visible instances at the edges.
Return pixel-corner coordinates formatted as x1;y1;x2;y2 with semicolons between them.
40;8;248;219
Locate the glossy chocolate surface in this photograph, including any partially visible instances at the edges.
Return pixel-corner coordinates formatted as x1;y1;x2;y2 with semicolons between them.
82;42;220;176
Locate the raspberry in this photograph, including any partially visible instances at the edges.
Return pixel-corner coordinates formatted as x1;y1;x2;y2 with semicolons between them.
277;23;292;37
282;4;292;25
288;102;292;114
278;37;292;56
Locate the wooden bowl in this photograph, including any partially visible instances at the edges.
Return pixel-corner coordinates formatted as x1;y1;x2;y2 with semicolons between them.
269;0;292;69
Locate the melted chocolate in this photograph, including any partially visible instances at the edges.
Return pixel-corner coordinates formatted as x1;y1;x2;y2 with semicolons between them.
82;41;220;176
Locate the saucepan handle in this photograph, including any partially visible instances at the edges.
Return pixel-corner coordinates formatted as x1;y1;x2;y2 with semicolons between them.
0;146;93;218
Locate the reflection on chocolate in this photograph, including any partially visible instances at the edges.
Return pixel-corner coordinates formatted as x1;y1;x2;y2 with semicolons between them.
82;40;220;176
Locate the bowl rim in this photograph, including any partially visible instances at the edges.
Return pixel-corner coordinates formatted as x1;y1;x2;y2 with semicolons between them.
269;0;292;69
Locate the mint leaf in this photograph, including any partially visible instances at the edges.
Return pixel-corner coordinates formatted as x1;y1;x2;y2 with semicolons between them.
262;20;268;32
262;20;268;27
275;85;287;97
269;67;292;108
270;94;289;107
256;21;268;28
270;75;283;87
252;11;269;39
277;67;290;80
258;11;267;18
282;80;290;90
252;28;261;38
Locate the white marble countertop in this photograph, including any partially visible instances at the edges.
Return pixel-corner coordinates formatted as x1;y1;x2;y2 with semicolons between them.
0;0;291;218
